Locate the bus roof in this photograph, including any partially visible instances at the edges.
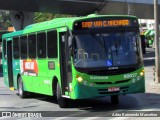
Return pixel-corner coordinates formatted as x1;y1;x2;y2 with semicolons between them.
2;14;137;39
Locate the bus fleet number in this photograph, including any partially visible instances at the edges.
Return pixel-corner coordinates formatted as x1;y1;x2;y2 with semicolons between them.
124;73;137;79
82;22;93;28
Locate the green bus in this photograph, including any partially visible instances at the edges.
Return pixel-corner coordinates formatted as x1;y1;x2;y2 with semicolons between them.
2;14;145;108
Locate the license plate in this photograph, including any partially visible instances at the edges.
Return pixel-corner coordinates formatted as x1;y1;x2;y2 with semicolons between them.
108;87;120;92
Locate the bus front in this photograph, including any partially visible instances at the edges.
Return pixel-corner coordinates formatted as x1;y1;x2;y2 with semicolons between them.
69;16;145;102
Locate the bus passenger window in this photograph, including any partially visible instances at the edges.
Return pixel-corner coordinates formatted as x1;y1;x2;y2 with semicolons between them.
37;32;46;58
20;36;28;59
28;34;36;58
47;30;57;58
13;37;20;59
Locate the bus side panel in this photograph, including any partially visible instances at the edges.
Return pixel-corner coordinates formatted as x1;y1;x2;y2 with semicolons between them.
19;59;34;92
47;59;61;96
33;59;49;94
18;59;59;95
22;75;33;92
19;58;57;95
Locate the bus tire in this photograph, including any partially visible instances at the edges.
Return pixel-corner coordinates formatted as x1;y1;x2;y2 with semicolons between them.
57;82;68;108
111;95;119;104
18;77;27;98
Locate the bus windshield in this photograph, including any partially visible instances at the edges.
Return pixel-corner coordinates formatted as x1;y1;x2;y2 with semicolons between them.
73;30;141;69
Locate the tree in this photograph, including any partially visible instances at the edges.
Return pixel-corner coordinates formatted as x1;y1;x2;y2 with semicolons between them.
0;11;11;30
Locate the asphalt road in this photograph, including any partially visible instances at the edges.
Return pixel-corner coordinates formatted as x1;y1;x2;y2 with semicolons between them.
0;48;160;119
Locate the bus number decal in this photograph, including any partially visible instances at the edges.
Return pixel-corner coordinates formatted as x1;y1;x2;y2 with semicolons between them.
20;60;38;76
124;73;137;79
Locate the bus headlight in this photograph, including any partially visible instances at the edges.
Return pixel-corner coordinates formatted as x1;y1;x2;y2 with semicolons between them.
77;77;83;82
76;75;83;82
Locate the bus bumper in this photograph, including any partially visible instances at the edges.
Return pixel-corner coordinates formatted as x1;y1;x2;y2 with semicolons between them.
70;78;145;99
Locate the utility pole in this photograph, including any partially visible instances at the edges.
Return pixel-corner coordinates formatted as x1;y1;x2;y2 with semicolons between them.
154;0;160;83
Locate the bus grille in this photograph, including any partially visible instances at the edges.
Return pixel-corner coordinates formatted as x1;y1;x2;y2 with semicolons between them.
95;79;131;85
85;68;137;76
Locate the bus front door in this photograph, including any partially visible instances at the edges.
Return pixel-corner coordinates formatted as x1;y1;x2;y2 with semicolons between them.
7;40;14;88
60;33;72;96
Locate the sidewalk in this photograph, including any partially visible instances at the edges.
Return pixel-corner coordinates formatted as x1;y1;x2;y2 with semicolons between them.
145;67;160;93
143;47;160;93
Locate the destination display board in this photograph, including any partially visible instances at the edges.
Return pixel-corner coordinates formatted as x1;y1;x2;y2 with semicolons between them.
73;17;139;30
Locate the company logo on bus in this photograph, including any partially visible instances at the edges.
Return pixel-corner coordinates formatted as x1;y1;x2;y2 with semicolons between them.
20;60;38;76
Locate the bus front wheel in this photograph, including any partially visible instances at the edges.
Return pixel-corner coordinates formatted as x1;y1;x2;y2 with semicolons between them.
111;95;119;104
57;83;68;108
18;77;27;98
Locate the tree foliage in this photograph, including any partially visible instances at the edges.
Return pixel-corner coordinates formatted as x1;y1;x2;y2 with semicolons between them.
0;11;11;30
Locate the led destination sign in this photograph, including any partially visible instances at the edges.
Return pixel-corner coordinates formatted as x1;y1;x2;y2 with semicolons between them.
82;20;129;28
74;18;138;30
